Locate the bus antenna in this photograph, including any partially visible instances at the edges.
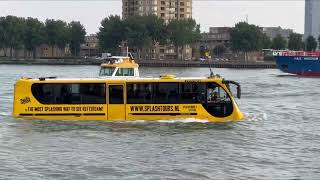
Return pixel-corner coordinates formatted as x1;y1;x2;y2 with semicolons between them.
207;58;214;77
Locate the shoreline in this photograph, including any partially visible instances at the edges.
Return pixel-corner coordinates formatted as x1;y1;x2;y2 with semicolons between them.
0;58;277;69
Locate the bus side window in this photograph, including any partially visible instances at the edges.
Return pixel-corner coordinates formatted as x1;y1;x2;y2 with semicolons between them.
180;82;206;103
32;83;106;104
206;83;231;103
154;83;179;104
204;82;233;117
127;83;153;104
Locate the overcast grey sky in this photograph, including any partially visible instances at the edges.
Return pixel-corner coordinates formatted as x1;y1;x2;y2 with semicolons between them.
0;1;304;34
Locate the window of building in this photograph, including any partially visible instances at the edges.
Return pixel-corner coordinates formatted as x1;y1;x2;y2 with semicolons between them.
180;2;184;6
31;83;106;104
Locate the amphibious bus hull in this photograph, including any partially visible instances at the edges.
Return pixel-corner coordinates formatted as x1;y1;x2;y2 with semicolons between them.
13;77;243;122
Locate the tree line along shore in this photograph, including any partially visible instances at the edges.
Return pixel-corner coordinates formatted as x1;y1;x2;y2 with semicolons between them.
0;15;319;61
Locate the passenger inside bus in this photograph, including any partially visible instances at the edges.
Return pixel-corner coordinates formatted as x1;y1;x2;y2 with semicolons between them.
211;91;218;102
207;85;217;102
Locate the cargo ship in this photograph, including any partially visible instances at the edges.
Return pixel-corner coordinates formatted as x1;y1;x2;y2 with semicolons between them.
273;50;320;76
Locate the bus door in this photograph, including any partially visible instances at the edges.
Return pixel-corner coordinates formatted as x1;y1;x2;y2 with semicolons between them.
108;84;126;120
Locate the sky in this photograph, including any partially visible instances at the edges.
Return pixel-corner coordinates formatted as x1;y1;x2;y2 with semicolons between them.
0;1;305;34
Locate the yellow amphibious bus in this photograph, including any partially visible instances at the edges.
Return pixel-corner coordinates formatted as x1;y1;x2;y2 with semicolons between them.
13;57;243;122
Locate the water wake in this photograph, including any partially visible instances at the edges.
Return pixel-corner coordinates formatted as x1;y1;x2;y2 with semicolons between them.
115;118;210;124
243;112;267;122
0;112;10;117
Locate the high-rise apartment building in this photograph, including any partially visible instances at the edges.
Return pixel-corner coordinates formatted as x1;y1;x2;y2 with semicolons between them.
122;0;193;60
305;0;320;40
122;0;192;22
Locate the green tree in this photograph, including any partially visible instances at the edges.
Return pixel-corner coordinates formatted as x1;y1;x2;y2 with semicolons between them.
261;33;271;49
271;34;287;50
123;15;168;58
288;33;303;51
98;15;125;54
143;15;167;45
55;21;68;49
0;17;6;55
230;22;263;52
124;15;150;56
45;19;68;55
167;18;201;60
4;16;26;57
305;35;317;51
302;41;306;51
24;17;45;58
318;35;320;49
68;21;86;56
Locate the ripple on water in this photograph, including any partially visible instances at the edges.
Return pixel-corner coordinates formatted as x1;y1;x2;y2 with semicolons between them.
1;66;320;179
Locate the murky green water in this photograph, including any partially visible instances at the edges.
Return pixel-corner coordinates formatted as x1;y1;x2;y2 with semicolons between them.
1;64;320;179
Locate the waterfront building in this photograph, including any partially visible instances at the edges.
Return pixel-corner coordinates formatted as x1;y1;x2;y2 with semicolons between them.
194;27;231;59
262;27;293;40
0;45;67;59
202;27;231;49
80;34;101;57
36;44;69;58
122;0;192;61
305;0;320;40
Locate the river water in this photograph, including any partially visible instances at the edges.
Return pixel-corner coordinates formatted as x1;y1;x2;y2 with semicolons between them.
0;64;320;180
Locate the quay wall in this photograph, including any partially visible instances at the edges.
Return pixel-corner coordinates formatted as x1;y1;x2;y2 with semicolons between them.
0;58;277;69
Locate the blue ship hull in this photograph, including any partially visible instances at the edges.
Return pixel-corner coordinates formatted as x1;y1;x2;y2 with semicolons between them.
274;56;320;76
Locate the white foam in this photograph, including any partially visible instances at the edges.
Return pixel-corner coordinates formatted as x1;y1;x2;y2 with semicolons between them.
0;112;10;116
156;118;210;123
243;112;268;122
116;118;210;124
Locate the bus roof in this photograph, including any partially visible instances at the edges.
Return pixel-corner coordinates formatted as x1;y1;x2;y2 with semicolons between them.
19;76;224;83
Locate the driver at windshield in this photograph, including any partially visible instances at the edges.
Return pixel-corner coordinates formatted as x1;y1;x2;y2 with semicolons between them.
207;84;221;103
